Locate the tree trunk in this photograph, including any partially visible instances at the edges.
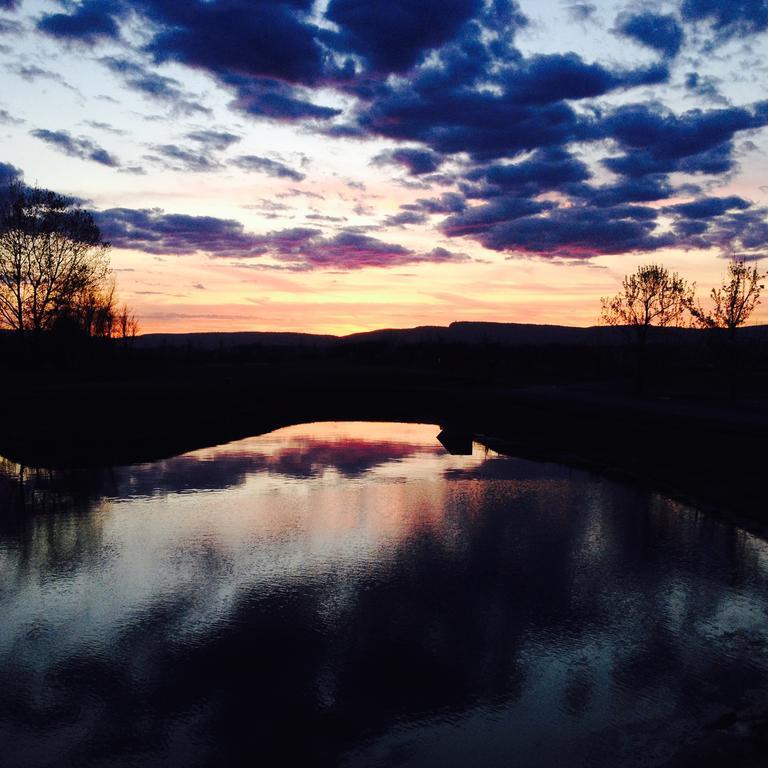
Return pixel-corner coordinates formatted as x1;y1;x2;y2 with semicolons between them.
635;325;649;396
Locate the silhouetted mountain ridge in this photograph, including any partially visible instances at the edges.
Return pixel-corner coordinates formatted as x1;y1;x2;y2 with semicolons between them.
133;322;768;350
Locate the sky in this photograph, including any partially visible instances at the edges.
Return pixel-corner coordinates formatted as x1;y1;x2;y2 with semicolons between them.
1;0;767;334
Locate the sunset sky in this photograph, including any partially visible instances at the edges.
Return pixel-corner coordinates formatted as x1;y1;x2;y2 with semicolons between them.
1;0;767;334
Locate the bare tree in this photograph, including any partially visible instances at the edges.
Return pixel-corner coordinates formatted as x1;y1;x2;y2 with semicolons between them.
0;182;110;334
689;259;765;397
117;302;139;340
601;264;694;337
600;264;694;392
689;259;765;337
65;281;118;338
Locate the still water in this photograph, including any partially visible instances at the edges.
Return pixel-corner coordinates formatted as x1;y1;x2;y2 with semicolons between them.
1;422;767;767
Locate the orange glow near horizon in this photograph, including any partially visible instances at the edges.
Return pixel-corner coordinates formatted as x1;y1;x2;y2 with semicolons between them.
113;246;768;335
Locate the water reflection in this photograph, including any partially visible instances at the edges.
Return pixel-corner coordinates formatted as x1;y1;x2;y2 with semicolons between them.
1;422;767;768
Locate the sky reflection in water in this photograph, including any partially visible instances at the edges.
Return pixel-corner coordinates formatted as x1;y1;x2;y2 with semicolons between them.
1;422;768;768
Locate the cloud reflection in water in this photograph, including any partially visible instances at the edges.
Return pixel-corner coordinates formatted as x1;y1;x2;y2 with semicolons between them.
1;422;768;768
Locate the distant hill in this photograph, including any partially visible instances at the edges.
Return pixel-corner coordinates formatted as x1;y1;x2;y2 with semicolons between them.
133;331;337;350
3;322;768;349
132;322;768;350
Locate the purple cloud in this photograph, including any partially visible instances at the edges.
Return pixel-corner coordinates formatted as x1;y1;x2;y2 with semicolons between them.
30;129;120;167
100;57;210;115
95;207;266;256
95;207;468;269
246;229;469;270
232;155;305;181
372;147;444;176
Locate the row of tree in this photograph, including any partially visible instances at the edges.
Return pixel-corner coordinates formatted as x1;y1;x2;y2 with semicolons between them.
0;182;137;338
600;260;766;394
600;261;765;337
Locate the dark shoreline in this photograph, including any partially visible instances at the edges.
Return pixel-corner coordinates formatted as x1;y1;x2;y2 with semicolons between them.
2;365;767;537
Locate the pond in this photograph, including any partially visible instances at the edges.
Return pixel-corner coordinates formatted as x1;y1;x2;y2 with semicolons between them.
1;422;767;767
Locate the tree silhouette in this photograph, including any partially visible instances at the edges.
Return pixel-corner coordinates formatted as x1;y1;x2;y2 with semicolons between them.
689;259;765;337
0;182;111;334
689;259;765;397
600;264;694;393
601;264;693;335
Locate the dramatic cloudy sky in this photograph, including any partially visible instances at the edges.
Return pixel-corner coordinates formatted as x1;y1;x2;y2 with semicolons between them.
1;0;767;333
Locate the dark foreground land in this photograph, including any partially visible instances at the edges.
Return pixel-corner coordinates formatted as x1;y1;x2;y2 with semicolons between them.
3;322;768;767
2;321;767;534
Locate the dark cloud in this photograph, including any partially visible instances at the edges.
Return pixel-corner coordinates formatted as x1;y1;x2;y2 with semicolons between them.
95;207;268;256
143;0;324;84
565;3;597;22
383;210;428;227
353;82;568;159
371;147;444;175
442;196;554;238
42;1;341;121
344;26;669;161
0;0;20;9
231;155;305;181
664;195;750;219
443;203;671;259
36;0;664;142
681;0;768;42
325;0;486;73
600;101;768;178
38;0;327;86
502;54;668;105
38;0;120;43
0;18;23;34
100;57;210;115
148;144;222;172
119;165;147;175
16;0;768;267
11;65;76;91
186;130;241;151
278;188;323;201
30;129;119;167
223;75;341;121
384;192;467;226
409;192;467;215
670;205;768;259
141;0;345;120
385;192;468;226
437;175;768;261
84;120;126;135
96;206;468;269
305;213;346;223
0;108;22;126
572;175;675;207
684;72;728;104
462;147;590;198
616;12;684;58
225;226;446;270
404;93;768;261
713;209;768;257
252;229;470;270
